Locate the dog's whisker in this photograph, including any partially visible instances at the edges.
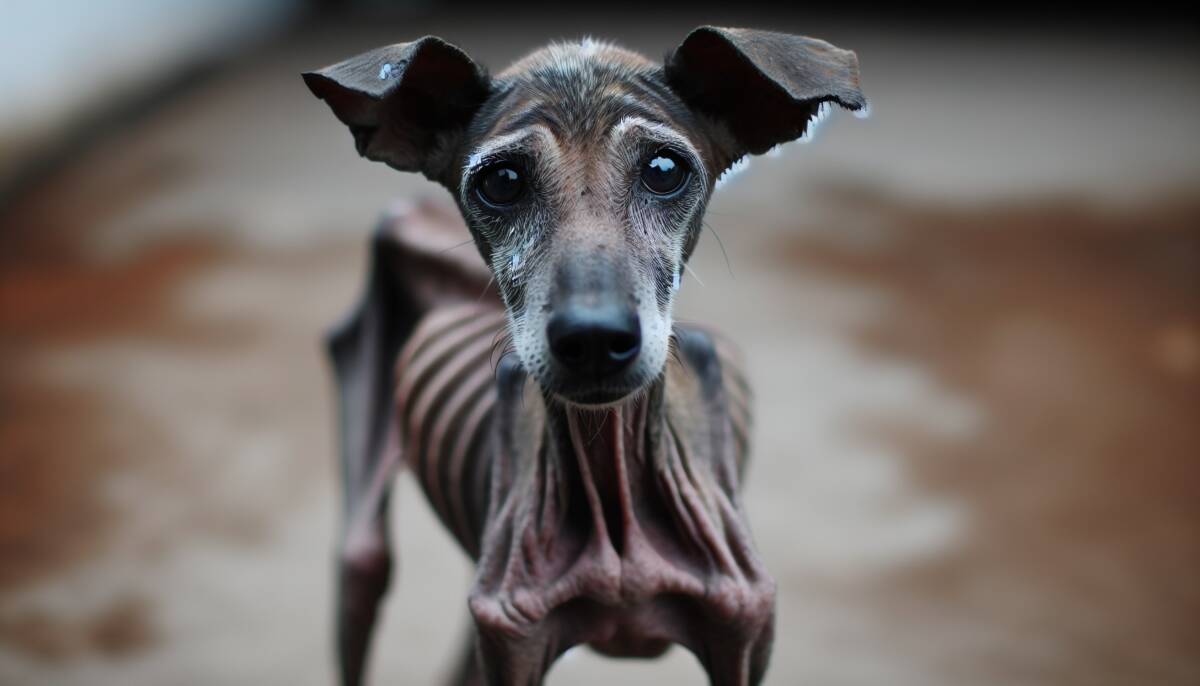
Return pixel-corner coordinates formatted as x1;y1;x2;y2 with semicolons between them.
586;408;610;445
477;273;495;301
437;237;477;254
703;220;735;279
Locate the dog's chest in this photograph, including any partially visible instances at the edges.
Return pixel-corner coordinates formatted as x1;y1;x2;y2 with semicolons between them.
469;365;774;659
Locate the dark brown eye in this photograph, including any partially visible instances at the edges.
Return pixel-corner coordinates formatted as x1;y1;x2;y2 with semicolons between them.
478;165;525;207
640;150;689;196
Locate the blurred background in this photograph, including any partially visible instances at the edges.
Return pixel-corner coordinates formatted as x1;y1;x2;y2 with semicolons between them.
1;2;1197;684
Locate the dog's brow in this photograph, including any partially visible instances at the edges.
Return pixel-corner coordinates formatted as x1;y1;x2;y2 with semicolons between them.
493;103;556;138
609;116;706;185
464;126;553;173
610;116;696;154
612;93;667;124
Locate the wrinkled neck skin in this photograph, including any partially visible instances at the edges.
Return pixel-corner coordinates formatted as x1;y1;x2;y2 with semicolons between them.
470;349;776;685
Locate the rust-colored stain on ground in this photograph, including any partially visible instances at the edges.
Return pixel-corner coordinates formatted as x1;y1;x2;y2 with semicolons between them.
781;187;1200;682
0;596;155;661
0;239;225;591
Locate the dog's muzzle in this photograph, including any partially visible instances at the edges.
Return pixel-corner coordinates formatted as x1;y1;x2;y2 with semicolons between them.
546;301;641;398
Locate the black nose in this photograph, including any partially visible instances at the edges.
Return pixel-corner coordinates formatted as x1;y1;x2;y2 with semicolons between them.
547;304;641;377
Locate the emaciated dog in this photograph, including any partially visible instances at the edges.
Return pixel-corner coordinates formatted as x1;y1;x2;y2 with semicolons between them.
303;25;865;685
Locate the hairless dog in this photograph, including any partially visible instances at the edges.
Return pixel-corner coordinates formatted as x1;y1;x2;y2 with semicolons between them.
303;26;864;685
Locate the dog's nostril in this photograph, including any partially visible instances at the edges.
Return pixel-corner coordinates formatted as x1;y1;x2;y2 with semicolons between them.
547;305;641;377
556;337;587;365
607;332;640;361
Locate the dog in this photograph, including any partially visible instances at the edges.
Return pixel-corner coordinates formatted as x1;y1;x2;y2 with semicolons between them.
304;26;864;685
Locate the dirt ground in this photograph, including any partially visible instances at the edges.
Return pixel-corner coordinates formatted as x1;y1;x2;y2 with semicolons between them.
1;12;1198;686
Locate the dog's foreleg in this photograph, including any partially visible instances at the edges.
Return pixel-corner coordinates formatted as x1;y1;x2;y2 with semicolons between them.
329;206;494;685
700;620;774;686
474;626;555;686
335;422;401;686
327;228;413;686
338;505;392;686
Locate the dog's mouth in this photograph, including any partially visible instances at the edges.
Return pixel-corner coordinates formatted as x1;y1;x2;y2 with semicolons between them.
525;340;663;408
547;372;651;407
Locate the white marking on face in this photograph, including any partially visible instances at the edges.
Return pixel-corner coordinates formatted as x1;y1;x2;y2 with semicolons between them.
464;128;539;176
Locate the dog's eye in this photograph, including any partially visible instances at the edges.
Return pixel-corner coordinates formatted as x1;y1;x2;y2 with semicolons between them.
477;164;525;207
640;151;689;196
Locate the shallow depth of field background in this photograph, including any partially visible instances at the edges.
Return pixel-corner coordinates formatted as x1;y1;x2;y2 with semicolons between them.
1;2;1197;684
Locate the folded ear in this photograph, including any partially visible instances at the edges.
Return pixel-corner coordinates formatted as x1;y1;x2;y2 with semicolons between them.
665;26;865;162
303;37;490;182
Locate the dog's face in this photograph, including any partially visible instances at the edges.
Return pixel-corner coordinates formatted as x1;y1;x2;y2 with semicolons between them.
305;27;864;405
456;42;714;404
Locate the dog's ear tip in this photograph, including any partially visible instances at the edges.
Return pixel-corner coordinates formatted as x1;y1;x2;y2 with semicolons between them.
836;90;868;111
300;70;327;97
300;68;364;107
847;98;872;119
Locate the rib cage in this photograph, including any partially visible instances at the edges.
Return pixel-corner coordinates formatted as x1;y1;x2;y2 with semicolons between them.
395;303;505;557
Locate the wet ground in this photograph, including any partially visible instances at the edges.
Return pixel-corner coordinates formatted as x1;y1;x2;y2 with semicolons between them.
1;12;1198;686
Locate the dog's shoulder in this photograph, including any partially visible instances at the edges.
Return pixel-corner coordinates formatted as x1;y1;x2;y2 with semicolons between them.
672;326;747;391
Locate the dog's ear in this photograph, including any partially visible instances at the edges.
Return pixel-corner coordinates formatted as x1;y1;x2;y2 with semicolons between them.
665;26;865;163
303;37;490;182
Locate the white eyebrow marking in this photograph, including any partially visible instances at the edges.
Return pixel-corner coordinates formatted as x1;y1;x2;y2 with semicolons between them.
608;116;708;188
463;125;561;175
465;129;537;172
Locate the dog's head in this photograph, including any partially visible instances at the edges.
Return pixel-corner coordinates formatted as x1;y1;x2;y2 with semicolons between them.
305;27;864;406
